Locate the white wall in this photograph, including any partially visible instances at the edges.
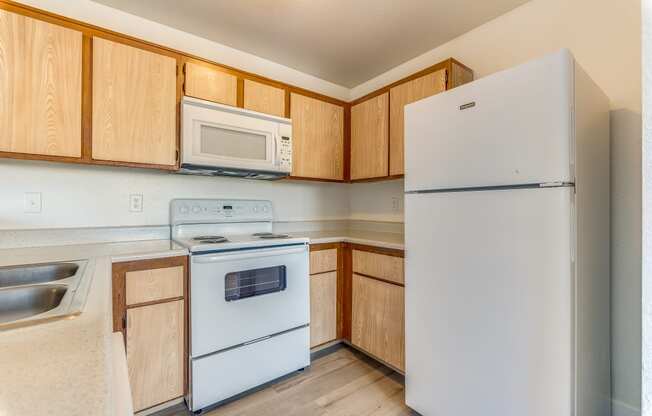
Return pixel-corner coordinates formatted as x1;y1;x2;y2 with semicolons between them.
349;1;642;414
349;180;404;222
0;160;349;229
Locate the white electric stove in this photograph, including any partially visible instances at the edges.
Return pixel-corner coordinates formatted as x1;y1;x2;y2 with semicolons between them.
171;199;310;412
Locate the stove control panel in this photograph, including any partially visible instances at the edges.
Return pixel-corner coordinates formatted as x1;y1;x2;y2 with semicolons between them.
171;199;273;224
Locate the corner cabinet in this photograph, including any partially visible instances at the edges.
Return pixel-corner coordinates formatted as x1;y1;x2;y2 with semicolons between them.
350;246;405;372
351;59;473;180
350;93;389;180
290;93;345;181
112;256;188;413
0;9;82;158
92;37;178;167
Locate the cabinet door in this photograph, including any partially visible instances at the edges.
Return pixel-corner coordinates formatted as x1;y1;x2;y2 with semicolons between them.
184;62;237;106
352;274;404;371
126;300;184;412
389;69;446;176
92;37;177;166
290;93;344;180
351;93;389;180
310;271;337;347
244;79;286;117
0;10;82;157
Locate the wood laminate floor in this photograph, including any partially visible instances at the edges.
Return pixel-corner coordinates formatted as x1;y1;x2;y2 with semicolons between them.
156;346;415;416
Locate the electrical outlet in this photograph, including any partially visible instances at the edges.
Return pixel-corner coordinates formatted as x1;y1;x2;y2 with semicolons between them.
391;197;401;213
24;192;42;213
129;194;143;212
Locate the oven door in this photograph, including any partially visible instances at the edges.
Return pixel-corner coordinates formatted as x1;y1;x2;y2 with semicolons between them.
182;97;281;172
190;245;309;357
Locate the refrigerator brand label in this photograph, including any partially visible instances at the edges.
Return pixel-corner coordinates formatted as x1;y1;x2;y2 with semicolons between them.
459;102;476;110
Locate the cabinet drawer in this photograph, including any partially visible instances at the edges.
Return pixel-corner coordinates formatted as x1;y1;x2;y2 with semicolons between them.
352;250;404;285
351;274;404;371
310;249;338;275
126;266;184;305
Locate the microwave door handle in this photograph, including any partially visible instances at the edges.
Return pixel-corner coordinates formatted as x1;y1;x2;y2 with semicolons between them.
273;133;281;166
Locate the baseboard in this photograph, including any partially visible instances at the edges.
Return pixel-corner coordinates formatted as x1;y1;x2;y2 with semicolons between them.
613;399;641;416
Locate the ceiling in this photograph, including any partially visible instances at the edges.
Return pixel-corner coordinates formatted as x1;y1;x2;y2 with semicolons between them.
91;0;530;88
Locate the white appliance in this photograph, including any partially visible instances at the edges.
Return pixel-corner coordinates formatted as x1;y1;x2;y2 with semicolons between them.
404;49;611;416
180;97;293;179
171;199;310;412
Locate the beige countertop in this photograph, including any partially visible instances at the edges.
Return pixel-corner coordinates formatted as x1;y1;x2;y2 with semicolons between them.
0;240;188;416
0;232;400;416
296;230;404;250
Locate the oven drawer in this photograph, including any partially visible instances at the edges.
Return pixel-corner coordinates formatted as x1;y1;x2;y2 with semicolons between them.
190;245;310;356
190;326;310;411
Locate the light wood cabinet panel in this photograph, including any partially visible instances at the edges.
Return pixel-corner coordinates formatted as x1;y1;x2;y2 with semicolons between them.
290;93;344;180
351;93;389;180
92;37;177;166
351;274;404;371
389;69;447;175
0;10;82;157
352;250;404;285
244;79;286;117
126;300;184;412
310;271;337;347
184;62;237;106
451;61;474;88
310;249;338;275
126;266;184;306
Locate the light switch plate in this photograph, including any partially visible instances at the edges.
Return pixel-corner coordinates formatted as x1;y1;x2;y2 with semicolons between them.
24;192;42;213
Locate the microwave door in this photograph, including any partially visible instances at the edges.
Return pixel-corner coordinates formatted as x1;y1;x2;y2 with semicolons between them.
193;122;275;169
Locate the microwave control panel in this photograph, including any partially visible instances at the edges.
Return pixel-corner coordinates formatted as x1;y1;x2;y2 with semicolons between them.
278;123;292;172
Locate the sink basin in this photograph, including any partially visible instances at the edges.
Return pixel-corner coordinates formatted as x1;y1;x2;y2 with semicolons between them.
0;262;79;288
0;285;68;324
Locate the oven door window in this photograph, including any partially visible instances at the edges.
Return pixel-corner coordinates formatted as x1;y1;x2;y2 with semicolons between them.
200;124;268;161
225;266;287;301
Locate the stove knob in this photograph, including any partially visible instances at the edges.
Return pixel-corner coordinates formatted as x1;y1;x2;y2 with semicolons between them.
180;205;189;214
191;205;201;214
253;206;259;213
262;205;269;213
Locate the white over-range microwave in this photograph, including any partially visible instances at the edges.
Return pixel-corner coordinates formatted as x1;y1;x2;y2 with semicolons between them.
180;96;292;180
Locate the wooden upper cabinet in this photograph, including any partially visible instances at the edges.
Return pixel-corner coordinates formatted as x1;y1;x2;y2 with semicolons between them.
389;69;447;176
92;37;177;166
244;79;286;117
351;93;389;180
290;93;344;180
184;61;237;106
0;10;82;157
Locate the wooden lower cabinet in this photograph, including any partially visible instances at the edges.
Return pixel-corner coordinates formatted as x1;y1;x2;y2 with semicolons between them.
112;256;188;413
126;300;185;411
310;271;337;347
351;273;405;371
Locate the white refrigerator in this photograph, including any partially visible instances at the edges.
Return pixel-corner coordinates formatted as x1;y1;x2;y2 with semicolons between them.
404;49;611;416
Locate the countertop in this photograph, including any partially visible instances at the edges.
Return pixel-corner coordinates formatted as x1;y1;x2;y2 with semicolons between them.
298;230;404;250
0;240;187;416
0;232;400;416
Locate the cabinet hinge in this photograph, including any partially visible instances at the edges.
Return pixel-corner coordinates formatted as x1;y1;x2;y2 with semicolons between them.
176;150;180;162
444;69;449;89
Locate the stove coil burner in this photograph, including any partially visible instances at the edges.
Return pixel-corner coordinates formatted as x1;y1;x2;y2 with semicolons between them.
193;236;228;244
253;232;290;239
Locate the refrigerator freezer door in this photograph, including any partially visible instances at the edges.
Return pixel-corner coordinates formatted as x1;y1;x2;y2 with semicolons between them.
405;187;574;416
404;49;574;192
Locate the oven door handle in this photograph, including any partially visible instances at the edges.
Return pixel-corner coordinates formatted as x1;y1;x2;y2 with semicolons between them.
192;246;307;263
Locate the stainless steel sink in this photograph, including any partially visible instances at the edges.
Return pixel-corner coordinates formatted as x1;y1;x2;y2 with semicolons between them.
0;262;79;288
0;260;93;330
0;285;68;324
